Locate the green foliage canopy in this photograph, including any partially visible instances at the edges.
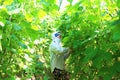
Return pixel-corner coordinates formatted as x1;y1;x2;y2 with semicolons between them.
0;0;120;80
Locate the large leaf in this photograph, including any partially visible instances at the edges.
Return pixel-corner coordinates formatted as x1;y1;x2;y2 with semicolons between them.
3;0;13;5
13;23;22;31
93;51;112;69
117;0;120;8
83;47;98;63
38;10;47;19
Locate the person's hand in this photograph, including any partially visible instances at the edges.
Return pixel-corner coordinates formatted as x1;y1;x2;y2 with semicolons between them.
68;48;73;54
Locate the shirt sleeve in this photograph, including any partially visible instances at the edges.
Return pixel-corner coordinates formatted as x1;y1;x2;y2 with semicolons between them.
50;43;69;55
64;52;70;60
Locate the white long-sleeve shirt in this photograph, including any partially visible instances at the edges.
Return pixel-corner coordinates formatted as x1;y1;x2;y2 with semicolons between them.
49;41;69;72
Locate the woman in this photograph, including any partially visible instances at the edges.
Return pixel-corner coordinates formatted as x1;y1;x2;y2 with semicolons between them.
49;32;71;80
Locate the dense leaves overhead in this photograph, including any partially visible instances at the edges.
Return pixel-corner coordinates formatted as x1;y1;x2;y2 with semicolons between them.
0;0;120;80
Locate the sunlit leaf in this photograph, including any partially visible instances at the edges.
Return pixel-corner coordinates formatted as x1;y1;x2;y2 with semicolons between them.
24;53;32;62
3;0;13;5
25;13;33;22
0;7;9;18
67;0;73;4
63;36;69;43
31;25;39;31
17;0;25;3
88;14;99;21
38;10;47;19
46;0;56;4
0;0;2;3
0;22;4;27
9;8;21;14
11;48;17;53
0;17;6;27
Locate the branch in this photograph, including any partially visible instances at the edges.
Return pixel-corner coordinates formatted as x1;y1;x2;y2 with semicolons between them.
58;0;63;11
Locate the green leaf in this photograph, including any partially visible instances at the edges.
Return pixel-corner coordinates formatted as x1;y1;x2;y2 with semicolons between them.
38;10;46;19
18;42;27;49
13;24;22;31
25;13;33;22
63;37;69;43
113;62;120;72
111;19;120;26
3;0;13;5
0;8;8;15
103;74;112;80
0;29;2;39
0;18;6;27
83;47;98;63
46;0;56;4
17;0;25;3
67;0;73;4
112;31;120;41
11;48;17;54
93;51;112;69
88;14;99;21
43;75;49;80
117;0;120;8
0;22;4;27
0;40;2;52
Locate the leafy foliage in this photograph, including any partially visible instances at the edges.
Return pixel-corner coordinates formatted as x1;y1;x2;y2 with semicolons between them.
0;0;120;80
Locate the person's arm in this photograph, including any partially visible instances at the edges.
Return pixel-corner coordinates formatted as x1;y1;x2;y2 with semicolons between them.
50;44;69;55
64;49;72;60
64;52;70;60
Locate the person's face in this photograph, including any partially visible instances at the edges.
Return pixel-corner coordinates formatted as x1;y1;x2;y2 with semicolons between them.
57;34;61;39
